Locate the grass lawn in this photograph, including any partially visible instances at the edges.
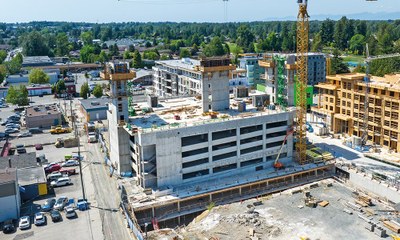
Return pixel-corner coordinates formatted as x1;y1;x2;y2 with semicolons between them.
343;55;365;63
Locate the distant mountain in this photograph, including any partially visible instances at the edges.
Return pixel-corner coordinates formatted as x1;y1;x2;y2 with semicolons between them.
265;12;400;21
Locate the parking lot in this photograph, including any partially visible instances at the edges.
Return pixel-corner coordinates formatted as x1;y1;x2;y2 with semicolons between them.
0;101;103;239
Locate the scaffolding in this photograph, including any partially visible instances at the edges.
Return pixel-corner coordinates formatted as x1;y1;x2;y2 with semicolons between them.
274;55;287;109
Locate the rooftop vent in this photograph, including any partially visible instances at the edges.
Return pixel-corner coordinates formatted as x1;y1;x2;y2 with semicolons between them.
91;101;100;106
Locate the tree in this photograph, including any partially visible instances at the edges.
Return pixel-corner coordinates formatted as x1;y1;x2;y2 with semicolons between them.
6;85;17;104
145;42;152;48
6;85;29;106
128;44;135;52
98;51;109;63
4;53;22;75
236;25;255;52
80;82;89;99
0;50;6;64
349;34;365;54
330;48;349;75
311;32;323;52
80;45;95;63
29;69;50;84
179;48;191;58
80;31;93;46
131;50;143;68
93;84;103;98
123;51;131;60
203;37;225;57
55;33;70;56
21;31;50;56
320;19;335;45
0;65;6;84
55;80;66;94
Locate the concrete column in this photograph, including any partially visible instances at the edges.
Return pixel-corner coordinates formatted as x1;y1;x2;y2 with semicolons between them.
236;127;240;168
291;175;294;182
208;132;213;174
177;201;180;212
152;207;155;218
209;194;212;202
262;122;267;162
239;186;242;196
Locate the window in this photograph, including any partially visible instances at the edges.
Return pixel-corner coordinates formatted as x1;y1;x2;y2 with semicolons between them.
266;141;284;148
240;145;263;155
240;125;263;134
381;90;386;95
266;121;287;129
240;135;263;144
212;141;236;151
181;134;208;147
182;147;208;158
266;130;287;138
182;158;209;168
213;163;236;173
213;151;236;161
183;169;209;180
390;91;395;97
212;129;236;140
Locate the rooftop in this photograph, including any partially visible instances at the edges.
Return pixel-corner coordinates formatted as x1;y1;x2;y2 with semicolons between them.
127;91;292;133
17;167;47;185
80;98;110;111
155;58;201;71
0;168;17;184
325;73;400;91
26;104;60;118
22;56;54;67
0;153;40;169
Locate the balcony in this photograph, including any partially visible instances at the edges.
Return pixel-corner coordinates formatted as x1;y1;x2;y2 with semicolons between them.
258;60;275;68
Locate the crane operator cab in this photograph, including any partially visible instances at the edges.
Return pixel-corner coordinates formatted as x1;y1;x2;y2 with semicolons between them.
297;0;307;5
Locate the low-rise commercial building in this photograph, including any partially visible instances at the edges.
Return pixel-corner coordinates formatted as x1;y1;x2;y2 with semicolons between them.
25;104;62;128
17;167;47;202
0;168;20;222
80;98;110;121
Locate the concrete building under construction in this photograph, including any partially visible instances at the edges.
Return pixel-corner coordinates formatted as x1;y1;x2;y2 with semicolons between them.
312;73;400;153
104;57;335;230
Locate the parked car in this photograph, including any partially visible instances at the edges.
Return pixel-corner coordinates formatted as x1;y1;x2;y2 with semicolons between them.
50;210;62;222
14;107;24;112
0;132;9;138
47;172;66;182
29;128;43;134
44;163;61;174
61;160;79;167
6;123;20;129
0;104;9;108
35;144;43;150
0;120;7;125
18;216;30;230
54;196;68;210
2;219;15;234
41;198;56;212
64;207;77;219
16;144;26;154
51;177;71;187
5;128;19;134
34;212;46;226
17;132;32;138
59;168;77;176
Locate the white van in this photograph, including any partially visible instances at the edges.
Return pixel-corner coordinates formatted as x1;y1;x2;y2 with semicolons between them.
50;177;71;187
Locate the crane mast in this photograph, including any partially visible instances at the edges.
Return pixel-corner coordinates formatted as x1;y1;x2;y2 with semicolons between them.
296;0;309;165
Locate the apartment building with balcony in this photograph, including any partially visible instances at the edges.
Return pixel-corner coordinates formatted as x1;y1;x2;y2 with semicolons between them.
311;73;400;152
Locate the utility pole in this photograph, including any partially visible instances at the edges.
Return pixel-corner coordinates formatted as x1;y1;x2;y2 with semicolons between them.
70;95;74;129
74;117;86;201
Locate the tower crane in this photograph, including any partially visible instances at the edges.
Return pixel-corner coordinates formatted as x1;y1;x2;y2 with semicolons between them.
295;0;378;164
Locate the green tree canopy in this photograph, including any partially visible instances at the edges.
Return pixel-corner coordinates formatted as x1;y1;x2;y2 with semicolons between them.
179;48;191;58
21;31;50;56
80;45;95;63
6;85;29;106
55;33;70;56
349;34;365;55
311;32;323;52
330;49;350;75
80;82;89;99
55;80;66;94
236;25;255;52
29;69;50;84
0;50;6;64
203;37;226;57
0;65;6;84
131;50;143;68
93;84;103;98
80;31;93;46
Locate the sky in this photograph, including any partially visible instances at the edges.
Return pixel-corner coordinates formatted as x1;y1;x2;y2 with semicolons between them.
1;0;399;23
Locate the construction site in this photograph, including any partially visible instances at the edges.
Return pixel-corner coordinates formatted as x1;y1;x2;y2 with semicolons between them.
96;1;400;239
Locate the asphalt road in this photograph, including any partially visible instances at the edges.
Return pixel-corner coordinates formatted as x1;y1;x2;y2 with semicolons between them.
82;134;132;240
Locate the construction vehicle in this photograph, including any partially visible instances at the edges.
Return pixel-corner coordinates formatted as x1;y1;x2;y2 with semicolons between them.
274;128;294;169
50;125;72;134
391;234;400;240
